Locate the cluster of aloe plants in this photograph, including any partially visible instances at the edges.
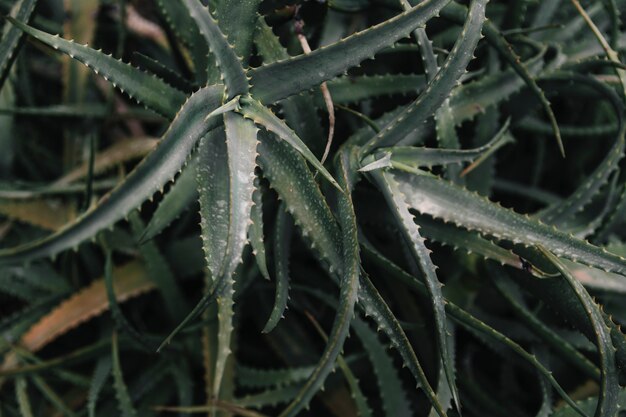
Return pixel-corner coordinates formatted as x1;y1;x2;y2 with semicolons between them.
1;0;626;415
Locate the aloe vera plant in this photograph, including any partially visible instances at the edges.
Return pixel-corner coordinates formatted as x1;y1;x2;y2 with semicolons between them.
1;0;626;416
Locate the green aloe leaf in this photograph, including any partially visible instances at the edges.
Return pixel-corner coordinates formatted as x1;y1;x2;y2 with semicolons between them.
538;72;625;224
248;0;452;104
238;96;340;190
0;86;222;265
361;0;487;154
140;155;199;243
361;242;589;417
373;169;457;413
278;150;360;417
154;0;211;84
237;364;314;390
182;0;248;96
214;0;261;66
539;247;619;417
254;17;325;155
489;267;600;380
208;112;258;400
111;332;137;417
262;204;293;333
392;170;626;276
352;317;412;417
87;355;111;417
365;119;512;171
259;135;445;416
440;1;565;156
0;0;38;89
249;175;270;281
6;17;186;119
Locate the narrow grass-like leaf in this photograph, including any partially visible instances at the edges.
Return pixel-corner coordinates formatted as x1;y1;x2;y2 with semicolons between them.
393;170;626;276
15;376;34;417
6;17;186;118
249;0;452;103
103;249;155;352
0;86;223;264
130;213;187;321
238;96;340;190
262;204;293;333
181;0;248;97
539;246;619;417
31;375;77;417
111;332;137;417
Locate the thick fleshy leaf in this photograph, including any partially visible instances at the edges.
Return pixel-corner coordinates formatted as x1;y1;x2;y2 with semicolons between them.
278;150;360;417
211;112;258;400
6;17;186;119
538;72;625;224
540;247;619;417
249;175;270;281
373;169;457;413
181;0;248;96
352;317;412;417
393;170;626;276
0;86;223;265
262;204;293;333
361;0;487;153
361;242;589;417
140;155;199;243
249;0;452;103
366;120;512;171
214;0;261;66
238;96;340;190
0;0;38;89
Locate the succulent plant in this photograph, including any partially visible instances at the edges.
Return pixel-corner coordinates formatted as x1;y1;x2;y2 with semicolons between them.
1;0;626;416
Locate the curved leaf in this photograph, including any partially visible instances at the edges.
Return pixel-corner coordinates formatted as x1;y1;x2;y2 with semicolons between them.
6;17;186;119
0;0;38;88
278;150;360;417
249;0;452;103
182;0;248;96
0;86;223;265
262;204;293;333
361;0;487;153
238;96;340;190
373;169;457;413
393;170;626;276
540;247;619;417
